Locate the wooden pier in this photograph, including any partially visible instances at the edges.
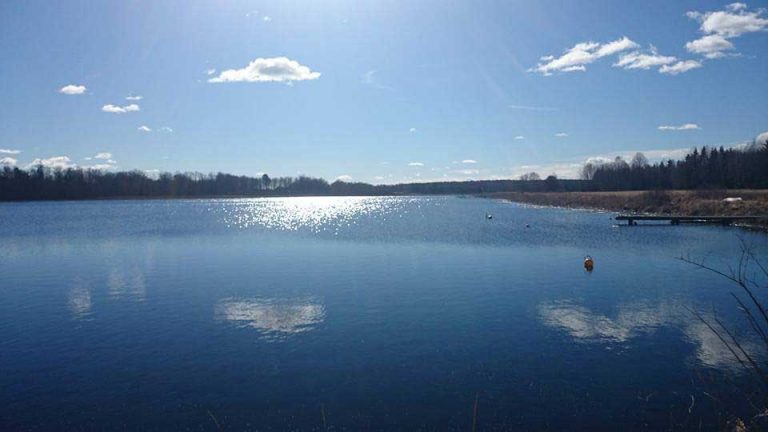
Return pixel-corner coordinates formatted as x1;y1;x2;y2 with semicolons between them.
615;214;768;226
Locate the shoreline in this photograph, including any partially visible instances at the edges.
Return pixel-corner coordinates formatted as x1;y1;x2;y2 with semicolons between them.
483;190;768;229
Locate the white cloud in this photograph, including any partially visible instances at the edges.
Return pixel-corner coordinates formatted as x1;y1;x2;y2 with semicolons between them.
209;57;321;83
530;37;638;75
441;143;732;183
102;104;140;113
598;147;694;163
457;169;479;176
408;162;424;166
361;69;394;90
138;125;151;132
508;146;693;180
514;136;525;140
756;131;768;146
0;157;17;166
658;123;700;130
659;60;702;75
614;47;677;70
82;153;118;170
390;143;714;183
125;95;143;101
535;38;699;75
555;132;568;137
684;4;767;62
84;163;116;171
727;3;748;12
159;126;174;133
560;65;586;72
59;84;86;95
362;69;376;84
584;156;614;165
594;37;641;57
409;127;416;133
0;148;21;154
688;4;768;37
685;35;735;58
206;68;217;76
26;156;75;170
334;175;353;182
262;16;272;22
461;159;477;164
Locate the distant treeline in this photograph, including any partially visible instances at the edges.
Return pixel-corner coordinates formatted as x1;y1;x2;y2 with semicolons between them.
584;142;768;190
0;166;587;201
0;142;766;201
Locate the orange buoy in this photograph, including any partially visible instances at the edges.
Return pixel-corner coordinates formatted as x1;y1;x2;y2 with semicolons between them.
584;256;594;271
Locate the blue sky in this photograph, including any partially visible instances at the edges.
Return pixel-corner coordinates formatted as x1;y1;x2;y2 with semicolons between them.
0;0;766;183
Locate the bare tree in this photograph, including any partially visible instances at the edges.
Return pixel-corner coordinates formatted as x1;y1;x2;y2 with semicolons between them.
680;239;768;429
631;152;649;169
580;162;597;180
611;156;629;170
519;172;541;181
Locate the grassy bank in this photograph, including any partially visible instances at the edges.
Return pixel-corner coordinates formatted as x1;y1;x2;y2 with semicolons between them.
486;190;768;218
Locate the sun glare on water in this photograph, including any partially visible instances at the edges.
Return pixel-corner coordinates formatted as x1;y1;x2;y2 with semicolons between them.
217;196;406;231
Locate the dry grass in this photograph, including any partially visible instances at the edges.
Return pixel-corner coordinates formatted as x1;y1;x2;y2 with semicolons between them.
487;190;768;218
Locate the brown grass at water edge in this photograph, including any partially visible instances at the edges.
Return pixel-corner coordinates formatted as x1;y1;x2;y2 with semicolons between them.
484;190;768;219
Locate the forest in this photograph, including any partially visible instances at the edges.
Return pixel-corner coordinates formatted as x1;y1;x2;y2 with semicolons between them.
584;141;768;190
0;142;766;201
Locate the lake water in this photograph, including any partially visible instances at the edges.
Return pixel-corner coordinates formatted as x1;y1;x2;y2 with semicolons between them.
1;196;766;431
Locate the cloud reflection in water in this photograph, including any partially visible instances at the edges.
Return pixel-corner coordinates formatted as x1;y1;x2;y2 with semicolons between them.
107;268;146;301
215;298;325;340
539;301;759;370
68;281;92;319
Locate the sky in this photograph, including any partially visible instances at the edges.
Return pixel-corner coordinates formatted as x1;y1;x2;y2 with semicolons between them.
0;0;766;183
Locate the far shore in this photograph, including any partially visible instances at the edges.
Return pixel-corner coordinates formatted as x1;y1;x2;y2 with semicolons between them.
484;190;768;227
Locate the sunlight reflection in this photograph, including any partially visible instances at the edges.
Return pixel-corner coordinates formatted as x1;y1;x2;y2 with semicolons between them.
538;301;759;370
216;196;409;232
215;297;325;340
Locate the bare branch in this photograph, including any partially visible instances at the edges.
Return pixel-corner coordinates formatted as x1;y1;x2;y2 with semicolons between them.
732;293;768;348
679;256;768;329
713;314;768;387
684;305;748;371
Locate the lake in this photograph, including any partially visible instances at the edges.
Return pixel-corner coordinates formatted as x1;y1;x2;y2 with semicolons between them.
1;196;766;431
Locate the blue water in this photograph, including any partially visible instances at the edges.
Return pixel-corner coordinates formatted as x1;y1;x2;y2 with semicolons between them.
1;196;766;431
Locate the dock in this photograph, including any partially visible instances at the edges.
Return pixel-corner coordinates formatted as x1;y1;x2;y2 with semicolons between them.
615;214;768;226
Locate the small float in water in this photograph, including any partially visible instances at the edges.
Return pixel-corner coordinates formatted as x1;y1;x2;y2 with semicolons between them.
486;213;493;220
584;256;594;272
